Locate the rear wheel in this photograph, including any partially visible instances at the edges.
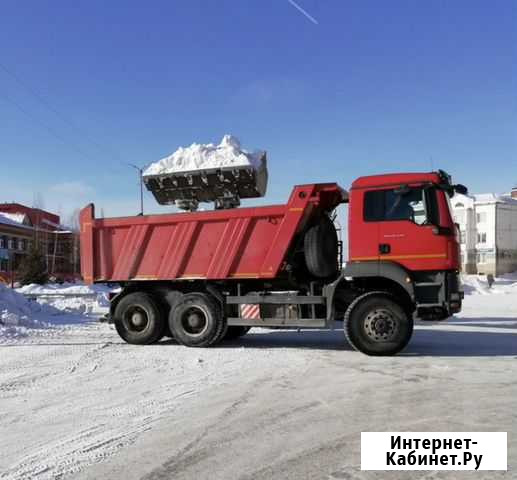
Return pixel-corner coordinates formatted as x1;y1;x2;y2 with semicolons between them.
169;293;225;347
114;292;166;345
223;326;251;340
344;292;413;356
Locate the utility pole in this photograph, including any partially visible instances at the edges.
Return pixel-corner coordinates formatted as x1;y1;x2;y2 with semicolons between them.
127;164;144;215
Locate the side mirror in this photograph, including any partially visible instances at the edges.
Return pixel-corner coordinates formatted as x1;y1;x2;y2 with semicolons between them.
453;184;468;195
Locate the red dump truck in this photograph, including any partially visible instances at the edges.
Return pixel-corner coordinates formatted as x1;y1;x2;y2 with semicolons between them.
80;170;465;355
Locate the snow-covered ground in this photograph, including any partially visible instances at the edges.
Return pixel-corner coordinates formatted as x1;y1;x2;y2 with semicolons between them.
0;277;515;479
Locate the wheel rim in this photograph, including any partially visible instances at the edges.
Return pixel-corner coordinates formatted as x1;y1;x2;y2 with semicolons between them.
123;305;149;333
180;306;209;336
363;308;399;342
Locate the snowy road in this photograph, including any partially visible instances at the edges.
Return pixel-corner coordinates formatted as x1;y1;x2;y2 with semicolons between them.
1;278;516;479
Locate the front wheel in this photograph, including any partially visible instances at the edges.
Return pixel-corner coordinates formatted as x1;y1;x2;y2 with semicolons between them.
344;292;413;356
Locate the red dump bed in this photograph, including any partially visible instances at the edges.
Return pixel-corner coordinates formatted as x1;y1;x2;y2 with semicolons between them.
80;183;346;284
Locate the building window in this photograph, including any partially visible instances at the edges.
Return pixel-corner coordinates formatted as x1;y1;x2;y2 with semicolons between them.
460;231;466;244
0;236;6;249
477;232;487;244
21;239;27;251
8;238;15;250
476;212;487;223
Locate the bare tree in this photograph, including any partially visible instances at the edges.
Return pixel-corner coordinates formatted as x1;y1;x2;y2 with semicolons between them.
32;191;45;210
65;209;81;232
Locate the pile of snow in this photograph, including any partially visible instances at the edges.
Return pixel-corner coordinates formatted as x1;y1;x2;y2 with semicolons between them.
17;282;112;296
1;282;114;340
16;282;113;315
455;273;517;323
0;284;56;337
143;134;265;176
461;273;517;296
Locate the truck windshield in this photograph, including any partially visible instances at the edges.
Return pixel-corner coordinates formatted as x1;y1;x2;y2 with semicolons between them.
364;187;439;225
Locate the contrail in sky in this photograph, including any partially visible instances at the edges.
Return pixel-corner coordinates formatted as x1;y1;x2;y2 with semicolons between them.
287;0;319;25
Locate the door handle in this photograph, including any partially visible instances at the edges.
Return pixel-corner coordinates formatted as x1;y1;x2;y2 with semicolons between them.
379;243;391;254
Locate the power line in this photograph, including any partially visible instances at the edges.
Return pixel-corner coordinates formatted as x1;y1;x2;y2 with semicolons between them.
0;92;96;164
0;61;122;162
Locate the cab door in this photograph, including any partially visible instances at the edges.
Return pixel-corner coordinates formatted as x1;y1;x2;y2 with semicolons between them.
348;188;380;262
376;186;450;271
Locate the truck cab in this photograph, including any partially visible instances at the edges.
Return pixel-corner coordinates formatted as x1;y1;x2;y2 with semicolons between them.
349;171;460;272
338;170;464;323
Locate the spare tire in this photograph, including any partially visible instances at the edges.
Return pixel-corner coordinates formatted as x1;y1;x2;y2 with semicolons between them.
304;215;338;278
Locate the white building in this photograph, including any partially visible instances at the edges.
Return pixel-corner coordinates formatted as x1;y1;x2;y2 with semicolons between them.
452;188;517;275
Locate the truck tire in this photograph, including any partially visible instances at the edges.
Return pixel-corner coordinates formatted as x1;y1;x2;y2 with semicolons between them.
223;326;251;340
169;293;225;347
344;291;413;356
114;292;166;345
159;290;184;338
304;216;338;278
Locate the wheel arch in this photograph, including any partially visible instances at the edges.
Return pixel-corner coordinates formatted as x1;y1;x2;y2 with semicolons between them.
325;261;415;322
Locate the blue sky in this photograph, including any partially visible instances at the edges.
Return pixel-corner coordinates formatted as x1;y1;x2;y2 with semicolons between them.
0;0;515;222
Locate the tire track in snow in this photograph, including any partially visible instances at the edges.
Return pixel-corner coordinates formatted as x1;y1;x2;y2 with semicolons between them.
141;370;320;480
67;341;113;374
1;341;204;480
1;328;309;480
0;372;53;397
1;386;198;480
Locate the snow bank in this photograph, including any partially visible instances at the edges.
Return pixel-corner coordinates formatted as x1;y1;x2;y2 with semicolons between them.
143;134;265;176
17;282;112;296
1;283;114;340
461;273;517;296
0;284;56;338
16;282;112;315
455;273;517;324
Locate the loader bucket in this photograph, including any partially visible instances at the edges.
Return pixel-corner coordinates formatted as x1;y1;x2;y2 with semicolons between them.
143;153;268;210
